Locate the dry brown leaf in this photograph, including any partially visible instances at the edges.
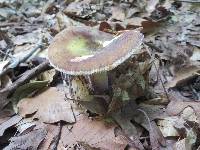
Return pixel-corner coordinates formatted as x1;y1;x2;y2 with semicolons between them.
125;17;146;26
157;116;180;137
17;87;75;123
0;108;15;124
151;121;166;147
110;6;125;21
174;138;192;150
158;106;198;139
4;128;47;150
0;75;12;89
0;115;22;136
166;65;200;88
12;31;41;45
150;126;160;150
16;118;37;135
39;124;63;150
60;114;128;150
167;100;200;123
190;48;200;61
146;0;159;14
114;127;144;150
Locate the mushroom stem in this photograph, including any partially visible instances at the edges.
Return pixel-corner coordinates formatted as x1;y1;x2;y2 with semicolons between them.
90;72;109;94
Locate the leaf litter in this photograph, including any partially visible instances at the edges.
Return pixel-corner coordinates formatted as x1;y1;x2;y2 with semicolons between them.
0;0;200;149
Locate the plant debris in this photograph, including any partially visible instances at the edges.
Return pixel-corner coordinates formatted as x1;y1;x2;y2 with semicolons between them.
0;0;200;149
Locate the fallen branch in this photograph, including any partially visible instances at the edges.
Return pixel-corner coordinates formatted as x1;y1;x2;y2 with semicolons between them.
1;60;51;94
0;61;52;109
0;42;44;77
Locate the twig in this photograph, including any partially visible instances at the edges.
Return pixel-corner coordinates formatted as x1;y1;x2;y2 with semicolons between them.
137;109;152;131
0;50;13;58
0;61;51;96
0;42;43;77
194;72;200;76
49;121;62;150
0;22;16;27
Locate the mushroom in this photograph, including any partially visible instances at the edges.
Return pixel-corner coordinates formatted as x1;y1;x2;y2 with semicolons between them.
48;26;144;114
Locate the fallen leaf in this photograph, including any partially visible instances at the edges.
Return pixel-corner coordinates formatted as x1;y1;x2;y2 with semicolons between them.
48;123;62;150
160;139;176;150
0;39;7;49
166;65;200;88
0;75;12;89
157;116;180;137
110;6;125;21
159;105;199;139
150;6;171;22
0;90;10;110
78;96;107;115
64;0;94;19
0;60;9;73
134;104;167;125
0;115;22;137
60;114;128;150
0;108;15;124
11;80;49;112
56;11;79;31
18;87;75;123
190;48;200;61
99;21;112;32
174;138;192;150
16;119;36;135
4;128;47;150
39;124;63;150
114;127;144;150
112;111;138;136
151;121;166;147
146;0;159;14
166;100;200;123
0;7;16;20
149;124;160;150
110;101;145;149
12;31;41;45
125;17;146;26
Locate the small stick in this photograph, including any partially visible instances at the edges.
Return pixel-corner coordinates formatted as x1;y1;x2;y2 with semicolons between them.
137;109;152;131
0;61;51;96
49;121;62;150
0;50;13;58
0;42;43;77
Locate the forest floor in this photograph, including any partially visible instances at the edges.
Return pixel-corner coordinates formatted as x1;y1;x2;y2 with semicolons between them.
0;0;200;150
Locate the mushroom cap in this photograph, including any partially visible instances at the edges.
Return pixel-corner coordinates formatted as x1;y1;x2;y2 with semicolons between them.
48;26;144;75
